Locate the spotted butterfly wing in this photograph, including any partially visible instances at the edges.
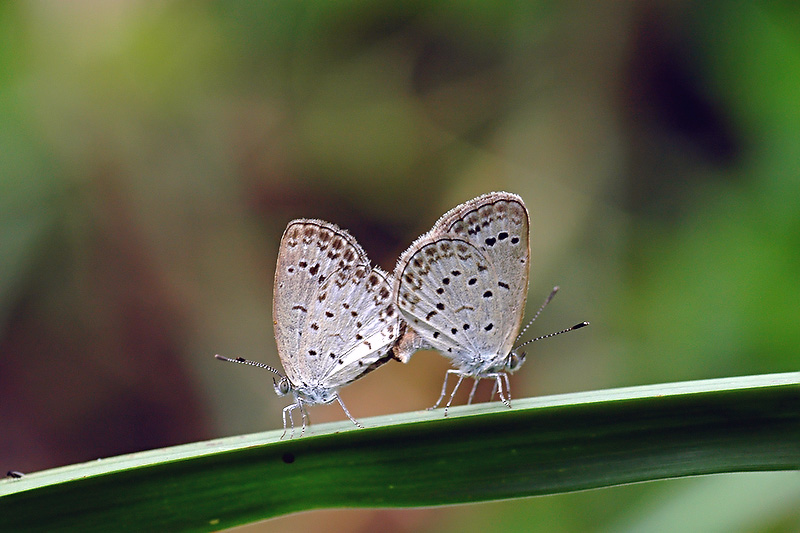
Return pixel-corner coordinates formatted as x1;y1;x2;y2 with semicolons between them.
274;219;401;393
394;192;530;367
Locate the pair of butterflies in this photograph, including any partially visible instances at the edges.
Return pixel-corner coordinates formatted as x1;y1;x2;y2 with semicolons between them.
217;191;587;437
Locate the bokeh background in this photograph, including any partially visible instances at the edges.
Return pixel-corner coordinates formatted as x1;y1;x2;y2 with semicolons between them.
2;1;799;531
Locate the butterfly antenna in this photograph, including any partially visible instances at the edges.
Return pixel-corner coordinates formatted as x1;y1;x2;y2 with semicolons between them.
514;286;560;344
214;354;284;378
515;321;589;350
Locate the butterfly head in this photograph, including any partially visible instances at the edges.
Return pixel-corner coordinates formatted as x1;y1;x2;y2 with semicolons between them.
505;349;526;373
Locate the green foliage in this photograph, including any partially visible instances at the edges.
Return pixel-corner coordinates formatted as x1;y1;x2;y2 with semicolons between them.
2;373;798;532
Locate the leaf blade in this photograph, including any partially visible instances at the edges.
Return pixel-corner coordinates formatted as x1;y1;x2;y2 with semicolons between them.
2;372;798;532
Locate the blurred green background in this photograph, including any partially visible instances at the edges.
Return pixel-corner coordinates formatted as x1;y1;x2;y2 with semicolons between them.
1;1;799;531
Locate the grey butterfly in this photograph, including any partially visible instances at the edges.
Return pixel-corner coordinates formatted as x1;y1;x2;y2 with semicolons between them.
217;219;403;437
394;192;587;414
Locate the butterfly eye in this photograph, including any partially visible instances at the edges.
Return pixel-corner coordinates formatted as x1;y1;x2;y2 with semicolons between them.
507;351;525;371
273;377;291;396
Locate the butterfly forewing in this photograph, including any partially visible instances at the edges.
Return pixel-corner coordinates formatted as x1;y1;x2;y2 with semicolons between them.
273;219;398;388
434;192;530;356
395;192;531;364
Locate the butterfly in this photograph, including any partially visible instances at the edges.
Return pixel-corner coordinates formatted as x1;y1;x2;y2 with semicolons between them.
217;219;404;437
394;192;588;414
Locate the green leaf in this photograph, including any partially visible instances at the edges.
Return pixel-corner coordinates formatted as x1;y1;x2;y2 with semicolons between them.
2;372;798;532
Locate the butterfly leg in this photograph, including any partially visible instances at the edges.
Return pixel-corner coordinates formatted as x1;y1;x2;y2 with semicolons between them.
282;402;298;439
502;373;512;407
467;378;481;405
491;373;512;408
299;402;311;438
485;373;512;408
429;369;457;410
335;394;365;429
443;372;466;417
